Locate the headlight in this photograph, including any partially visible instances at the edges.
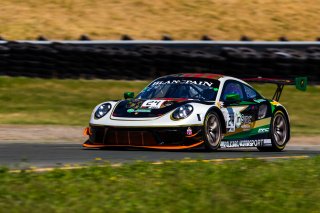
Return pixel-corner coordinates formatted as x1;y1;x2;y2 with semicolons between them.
95;103;112;119
172;104;193;120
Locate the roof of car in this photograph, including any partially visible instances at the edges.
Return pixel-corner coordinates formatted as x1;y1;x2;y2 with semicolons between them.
164;73;224;80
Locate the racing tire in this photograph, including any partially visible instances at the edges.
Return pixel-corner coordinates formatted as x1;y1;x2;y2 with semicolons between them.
257;110;289;152
203;111;222;151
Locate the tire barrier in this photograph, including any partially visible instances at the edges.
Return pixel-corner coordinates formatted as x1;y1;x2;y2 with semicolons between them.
0;41;319;82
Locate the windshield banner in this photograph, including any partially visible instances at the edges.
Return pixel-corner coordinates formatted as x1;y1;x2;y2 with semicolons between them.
152;80;214;87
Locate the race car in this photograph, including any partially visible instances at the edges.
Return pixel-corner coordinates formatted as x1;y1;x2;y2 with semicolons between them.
83;73;307;151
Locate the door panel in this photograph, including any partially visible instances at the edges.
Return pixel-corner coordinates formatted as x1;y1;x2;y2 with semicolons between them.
220;80;262;135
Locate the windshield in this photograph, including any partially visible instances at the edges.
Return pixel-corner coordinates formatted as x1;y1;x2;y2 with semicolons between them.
137;77;220;101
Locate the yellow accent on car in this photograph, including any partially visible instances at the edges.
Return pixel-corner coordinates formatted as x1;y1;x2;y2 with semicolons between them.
253;117;271;127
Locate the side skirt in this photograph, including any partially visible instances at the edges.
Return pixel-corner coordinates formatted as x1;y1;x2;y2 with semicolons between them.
220;139;272;148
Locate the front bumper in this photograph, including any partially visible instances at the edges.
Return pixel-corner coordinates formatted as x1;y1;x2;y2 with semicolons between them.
83;125;204;149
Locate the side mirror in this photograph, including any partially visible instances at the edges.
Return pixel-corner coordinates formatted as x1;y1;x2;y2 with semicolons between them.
124;92;134;99
225;93;240;105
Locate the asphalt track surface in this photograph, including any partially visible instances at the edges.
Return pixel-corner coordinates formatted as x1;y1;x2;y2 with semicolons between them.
1;142;320;169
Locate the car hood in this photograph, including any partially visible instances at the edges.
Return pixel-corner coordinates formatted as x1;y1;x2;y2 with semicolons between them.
112;98;192;118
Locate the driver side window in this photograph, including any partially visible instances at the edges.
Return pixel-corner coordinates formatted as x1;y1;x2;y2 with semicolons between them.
243;84;261;100
221;81;244;101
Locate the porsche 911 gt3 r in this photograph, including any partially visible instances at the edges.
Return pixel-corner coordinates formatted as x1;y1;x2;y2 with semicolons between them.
83;73;307;151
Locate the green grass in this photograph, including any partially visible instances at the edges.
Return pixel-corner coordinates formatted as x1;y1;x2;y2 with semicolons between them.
0;76;319;135
0;77;148;126
1;158;320;212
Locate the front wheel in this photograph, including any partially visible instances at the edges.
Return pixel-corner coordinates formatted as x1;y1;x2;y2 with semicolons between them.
203;111;222;151
257;110;289;152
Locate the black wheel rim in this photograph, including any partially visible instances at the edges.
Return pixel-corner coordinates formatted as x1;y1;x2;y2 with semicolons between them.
206;114;221;146
273;113;287;146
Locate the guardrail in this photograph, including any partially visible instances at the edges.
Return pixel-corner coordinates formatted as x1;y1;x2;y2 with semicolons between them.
0;40;319;82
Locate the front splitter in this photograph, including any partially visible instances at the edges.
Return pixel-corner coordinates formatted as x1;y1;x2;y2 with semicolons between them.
83;140;204;150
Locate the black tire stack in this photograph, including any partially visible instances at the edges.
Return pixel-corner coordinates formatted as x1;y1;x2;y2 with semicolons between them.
0;42;319;82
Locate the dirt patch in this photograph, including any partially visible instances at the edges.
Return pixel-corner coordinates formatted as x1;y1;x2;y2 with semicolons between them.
0;125;319;145
289;136;320;145
0;125;85;143
2;0;320;40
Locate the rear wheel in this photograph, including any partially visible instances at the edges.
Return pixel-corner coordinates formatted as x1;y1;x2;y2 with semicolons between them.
203;111;222;151
257;110;289;152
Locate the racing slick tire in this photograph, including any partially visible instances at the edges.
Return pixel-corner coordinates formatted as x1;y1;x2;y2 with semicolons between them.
257;110;289;152
203;111;222;151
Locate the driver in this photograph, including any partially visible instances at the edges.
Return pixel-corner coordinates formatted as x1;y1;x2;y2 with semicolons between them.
223;83;243;100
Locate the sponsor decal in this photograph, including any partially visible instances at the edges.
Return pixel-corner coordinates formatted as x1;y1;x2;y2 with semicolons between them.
152;80;213;87
126;100;144;109
235;111;242;128
216;101;223;108
127;109;135;113
136;109;152;113
186;127;192;136
220;139;271;148
263;139;272;145
141;100;166;109
238;114;253;130
258;128;270;133
240;124;251;130
222;106;251;132
162;101;174;108
224;108;253;132
127;108;152;113
241;115;252;124
254;99;266;103
226;108;235;132
197;114;201;121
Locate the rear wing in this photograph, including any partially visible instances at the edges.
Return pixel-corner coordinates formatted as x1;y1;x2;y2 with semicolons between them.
243;77;307;101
